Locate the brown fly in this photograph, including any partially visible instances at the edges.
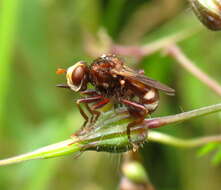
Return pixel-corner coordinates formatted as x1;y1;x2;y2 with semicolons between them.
56;54;175;143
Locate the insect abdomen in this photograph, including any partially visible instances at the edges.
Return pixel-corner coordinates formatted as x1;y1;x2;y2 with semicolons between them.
142;88;159;113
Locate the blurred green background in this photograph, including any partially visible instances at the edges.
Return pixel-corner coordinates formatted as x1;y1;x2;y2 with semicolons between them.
0;0;221;190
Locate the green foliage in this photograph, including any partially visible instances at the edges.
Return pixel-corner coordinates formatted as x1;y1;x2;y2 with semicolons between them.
212;147;221;165
0;0;20;128
198;142;220;157
198;143;221;165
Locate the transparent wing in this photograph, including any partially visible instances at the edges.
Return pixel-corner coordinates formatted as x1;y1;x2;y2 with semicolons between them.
112;66;175;96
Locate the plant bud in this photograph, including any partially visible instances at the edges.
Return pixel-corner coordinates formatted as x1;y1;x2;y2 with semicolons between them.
191;0;221;30
72;108;148;153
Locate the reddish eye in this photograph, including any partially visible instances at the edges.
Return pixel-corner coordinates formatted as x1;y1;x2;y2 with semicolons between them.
72;66;84;86
66;61;88;92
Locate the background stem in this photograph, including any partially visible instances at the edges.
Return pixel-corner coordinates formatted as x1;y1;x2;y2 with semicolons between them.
147;103;221;128
148;131;221;148
167;44;221;97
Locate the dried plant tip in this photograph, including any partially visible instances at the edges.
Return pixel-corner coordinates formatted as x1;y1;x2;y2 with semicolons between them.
190;0;221;30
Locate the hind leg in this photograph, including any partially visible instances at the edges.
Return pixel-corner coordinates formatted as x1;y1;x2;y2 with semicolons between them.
120;99;148;149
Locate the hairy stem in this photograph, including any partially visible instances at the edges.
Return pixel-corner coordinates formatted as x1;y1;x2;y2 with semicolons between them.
0;103;221;166
0;139;81;166
146;103;221;128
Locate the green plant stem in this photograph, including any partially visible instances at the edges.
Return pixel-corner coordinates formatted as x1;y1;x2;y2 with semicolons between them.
0;103;221;166
146;103;221;128
148;131;221;148
0;138;80;166
1;131;221;167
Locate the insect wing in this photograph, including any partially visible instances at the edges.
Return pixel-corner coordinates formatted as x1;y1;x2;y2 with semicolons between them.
112;66;175;96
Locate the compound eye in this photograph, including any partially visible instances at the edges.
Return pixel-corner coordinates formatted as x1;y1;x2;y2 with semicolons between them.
66;61;87;91
72;65;84;86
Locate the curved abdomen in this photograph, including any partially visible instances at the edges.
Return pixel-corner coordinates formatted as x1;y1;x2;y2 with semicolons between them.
141;88;159;113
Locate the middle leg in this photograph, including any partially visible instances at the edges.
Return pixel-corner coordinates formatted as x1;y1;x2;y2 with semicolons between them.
91;98;110;123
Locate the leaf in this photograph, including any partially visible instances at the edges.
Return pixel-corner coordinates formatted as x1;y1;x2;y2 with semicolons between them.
212;146;221;165
197;142;220;157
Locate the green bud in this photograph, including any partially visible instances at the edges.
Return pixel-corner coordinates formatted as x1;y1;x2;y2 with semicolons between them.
76;108;148;153
122;161;149;184
191;0;221;30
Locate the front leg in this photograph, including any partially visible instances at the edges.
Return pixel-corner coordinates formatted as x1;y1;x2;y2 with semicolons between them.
80;90;108;123
80;89;99;96
91;98;110;123
76;95;103;129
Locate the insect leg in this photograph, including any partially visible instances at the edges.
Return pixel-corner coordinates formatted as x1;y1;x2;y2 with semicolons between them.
80;89;99;96
76;96;103;128
120;99;148;146
91;98;110;123
92;98;110;109
80;90;104;123
84;103;98;123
